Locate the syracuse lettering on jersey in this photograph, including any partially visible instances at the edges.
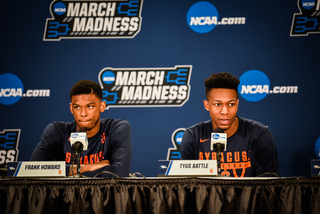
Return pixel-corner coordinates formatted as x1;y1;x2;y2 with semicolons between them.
66;132;106;164
199;151;251;177
65;151;104;164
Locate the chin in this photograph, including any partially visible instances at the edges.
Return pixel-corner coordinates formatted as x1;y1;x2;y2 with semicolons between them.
218;125;231;130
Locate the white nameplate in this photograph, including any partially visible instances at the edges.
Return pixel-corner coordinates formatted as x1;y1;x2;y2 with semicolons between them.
158;160;217;176
7;161;66;177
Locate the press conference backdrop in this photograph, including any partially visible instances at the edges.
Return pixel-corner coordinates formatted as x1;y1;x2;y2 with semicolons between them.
1;0;320;177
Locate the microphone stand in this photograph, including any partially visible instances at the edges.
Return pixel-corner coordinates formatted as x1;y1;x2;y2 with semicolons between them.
213;143;224;175
72;142;83;177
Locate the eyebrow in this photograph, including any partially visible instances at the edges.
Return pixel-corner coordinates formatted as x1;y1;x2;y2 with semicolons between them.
72;102;96;106
213;99;237;102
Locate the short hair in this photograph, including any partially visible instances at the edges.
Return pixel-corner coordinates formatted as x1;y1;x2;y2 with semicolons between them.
204;72;240;99
69;80;103;100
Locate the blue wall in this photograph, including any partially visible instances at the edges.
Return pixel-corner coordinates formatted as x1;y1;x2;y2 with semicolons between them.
1;0;320;177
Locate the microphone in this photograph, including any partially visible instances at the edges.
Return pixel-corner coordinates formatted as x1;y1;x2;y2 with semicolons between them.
210;127;227;151
70;128;88;153
211;127;227;175
70;128;88;176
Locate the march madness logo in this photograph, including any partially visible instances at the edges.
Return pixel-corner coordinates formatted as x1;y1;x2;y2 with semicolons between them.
0;129;20;168
291;0;320;36
98;66;192;109
44;0;143;41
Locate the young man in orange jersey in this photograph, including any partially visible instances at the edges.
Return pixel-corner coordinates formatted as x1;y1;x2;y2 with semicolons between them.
180;72;279;177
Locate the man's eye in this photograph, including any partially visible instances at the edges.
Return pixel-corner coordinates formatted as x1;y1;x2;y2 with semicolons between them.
74;106;80;109
229;103;235;106
214;103;220;106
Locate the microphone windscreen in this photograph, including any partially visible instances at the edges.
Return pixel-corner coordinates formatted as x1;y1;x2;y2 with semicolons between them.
214;127;225;133
76;128;86;132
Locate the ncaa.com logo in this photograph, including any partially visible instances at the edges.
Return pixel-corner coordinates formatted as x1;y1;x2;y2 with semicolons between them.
187;1;246;33
238;70;298;102
0;73;50;105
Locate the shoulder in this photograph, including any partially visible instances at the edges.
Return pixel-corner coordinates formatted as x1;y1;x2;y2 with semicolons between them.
237;116;272;137
41;121;76;141
44;121;75;132
183;120;212;141
100;118;131;132
186;120;212;132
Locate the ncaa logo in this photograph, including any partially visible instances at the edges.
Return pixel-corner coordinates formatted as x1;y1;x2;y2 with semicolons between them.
187;1;219;33
53;2;66;15
102;71;116;85
71;134;79;138
301;0;315;10
238;70;270;102
213;134;220;139
0;73;23;105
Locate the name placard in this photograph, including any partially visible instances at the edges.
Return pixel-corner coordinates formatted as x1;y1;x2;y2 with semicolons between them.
311;159;320;177
158;160;217;177
7;161;66;177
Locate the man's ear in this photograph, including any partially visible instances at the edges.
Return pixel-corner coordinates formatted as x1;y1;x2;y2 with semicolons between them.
69;103;74;114
100;101;106;113
203;100;209;111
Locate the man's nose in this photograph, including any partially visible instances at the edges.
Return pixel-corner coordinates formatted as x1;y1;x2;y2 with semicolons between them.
220;105;229;114
80;108;87;116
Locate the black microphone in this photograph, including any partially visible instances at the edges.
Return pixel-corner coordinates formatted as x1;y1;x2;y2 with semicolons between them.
211;127;227;175
70;128;88;176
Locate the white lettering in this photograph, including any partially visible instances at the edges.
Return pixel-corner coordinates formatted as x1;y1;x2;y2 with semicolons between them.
154;71;165;85
178;85;188;99
0;88;22;97
221;17;245;25
127;72;137;86
136;72;146;85
146;72;155;85
79;3;88;17
68;2;116;17
121;86;135;100
161;86;170;100
97;3;106;16
169;85;178;100
73;18;86;31
142;86;152;100
133;86;142;100
190;16;217;25
112;17;121;31
120;17;130;31
129;17;139;31
85;18;94;31
25;90;50;97
67;3;80;17
116;72;129;85
94;18;104;31
88;3;98;17
273;86;298;94
241;85;268;94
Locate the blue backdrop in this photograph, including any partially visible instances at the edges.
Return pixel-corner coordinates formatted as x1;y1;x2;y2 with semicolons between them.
1;0;320;177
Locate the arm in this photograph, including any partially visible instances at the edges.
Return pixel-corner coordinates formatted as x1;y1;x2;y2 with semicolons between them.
254;127;279;176
180;128;197;160
30;123;64;161
81;120;133;177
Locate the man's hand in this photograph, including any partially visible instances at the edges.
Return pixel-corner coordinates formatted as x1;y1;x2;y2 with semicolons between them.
68;160;110;176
